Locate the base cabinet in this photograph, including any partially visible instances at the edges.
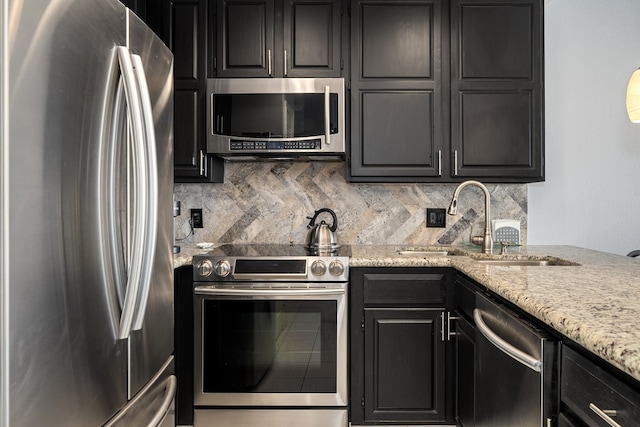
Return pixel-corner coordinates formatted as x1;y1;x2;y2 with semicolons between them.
350;268;455;425
560;345;640;426
364;308;446;422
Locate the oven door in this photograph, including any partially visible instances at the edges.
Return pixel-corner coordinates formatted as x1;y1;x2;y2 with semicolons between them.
193;283;348;407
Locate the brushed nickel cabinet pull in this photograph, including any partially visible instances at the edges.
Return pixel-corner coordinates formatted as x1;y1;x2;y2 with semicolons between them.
454;150;459;176
589;403;622;427
284;49;288;76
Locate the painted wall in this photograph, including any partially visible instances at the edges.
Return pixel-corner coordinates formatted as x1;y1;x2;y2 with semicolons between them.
529;0;640;255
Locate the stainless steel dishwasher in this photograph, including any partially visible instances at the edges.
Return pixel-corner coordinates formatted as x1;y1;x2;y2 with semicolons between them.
474;293;559;427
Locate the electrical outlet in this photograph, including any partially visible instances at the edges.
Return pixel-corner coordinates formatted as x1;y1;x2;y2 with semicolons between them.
426;208;446;228
191;208;203;228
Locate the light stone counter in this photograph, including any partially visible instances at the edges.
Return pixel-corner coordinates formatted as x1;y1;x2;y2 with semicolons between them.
351;244;640;384
174;244;640;384
173;243;223;269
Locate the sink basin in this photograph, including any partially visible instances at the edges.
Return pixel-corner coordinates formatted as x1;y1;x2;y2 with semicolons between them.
471;256;580;267
395;247;461;256
397;250;452;256
474;259;555;266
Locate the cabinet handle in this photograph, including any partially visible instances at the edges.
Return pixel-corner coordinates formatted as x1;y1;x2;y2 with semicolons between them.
447;312;460;341
284;49;288;76
199;150;206;176
454;150;459;176
589;403;622;427
267;49;272;76
324;85;331;145
440;312;445;342
438;150;442;176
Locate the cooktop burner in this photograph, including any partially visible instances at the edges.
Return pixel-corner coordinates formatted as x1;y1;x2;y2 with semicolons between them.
205;243;351;258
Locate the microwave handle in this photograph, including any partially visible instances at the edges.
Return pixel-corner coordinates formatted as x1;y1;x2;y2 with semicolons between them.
324;85;331;145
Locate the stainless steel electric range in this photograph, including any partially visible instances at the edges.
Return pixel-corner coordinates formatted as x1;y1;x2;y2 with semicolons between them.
192;244;350;427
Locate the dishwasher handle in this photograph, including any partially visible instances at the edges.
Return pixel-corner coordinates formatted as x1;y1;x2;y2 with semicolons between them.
473;308;542;372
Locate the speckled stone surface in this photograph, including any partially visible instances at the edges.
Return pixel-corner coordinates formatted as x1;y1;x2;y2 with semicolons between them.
174;162;528;247
173;244;640;384
173;243;223;269
350;244;640;384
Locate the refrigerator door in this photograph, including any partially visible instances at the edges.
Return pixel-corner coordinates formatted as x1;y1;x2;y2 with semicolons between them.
103;357;177;427
126;10;175;399
5;0;129;425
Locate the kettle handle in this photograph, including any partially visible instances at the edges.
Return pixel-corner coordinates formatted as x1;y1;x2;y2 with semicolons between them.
307;208;338;232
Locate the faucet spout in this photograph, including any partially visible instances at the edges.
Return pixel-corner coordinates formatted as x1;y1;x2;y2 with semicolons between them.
448;180;493;254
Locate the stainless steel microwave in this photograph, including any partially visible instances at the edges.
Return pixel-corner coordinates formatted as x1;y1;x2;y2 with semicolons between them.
207;78;345;159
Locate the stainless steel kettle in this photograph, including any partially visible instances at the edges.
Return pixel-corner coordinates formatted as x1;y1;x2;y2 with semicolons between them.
305;208;339;249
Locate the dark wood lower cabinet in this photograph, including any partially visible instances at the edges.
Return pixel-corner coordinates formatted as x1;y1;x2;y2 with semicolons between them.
350;268;455;425
363;308;446;423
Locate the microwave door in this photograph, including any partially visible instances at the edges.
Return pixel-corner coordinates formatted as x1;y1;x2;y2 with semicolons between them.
207;78;345;157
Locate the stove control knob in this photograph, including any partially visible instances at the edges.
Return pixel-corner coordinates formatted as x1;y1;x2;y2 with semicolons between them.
196;259;213;277
214;260;231;278
311;260;327;276
329;260;345;277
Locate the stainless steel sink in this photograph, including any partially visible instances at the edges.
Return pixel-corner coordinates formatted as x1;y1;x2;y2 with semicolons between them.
471;257;580;267
396;250;452;256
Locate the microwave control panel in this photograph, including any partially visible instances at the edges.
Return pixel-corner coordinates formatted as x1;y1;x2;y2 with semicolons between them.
229;139;321;151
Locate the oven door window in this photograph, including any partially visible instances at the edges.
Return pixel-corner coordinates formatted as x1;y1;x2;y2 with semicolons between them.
202;300;337;393
213;94;339;138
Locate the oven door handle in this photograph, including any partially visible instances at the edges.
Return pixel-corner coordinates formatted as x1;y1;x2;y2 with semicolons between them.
194;287;346;297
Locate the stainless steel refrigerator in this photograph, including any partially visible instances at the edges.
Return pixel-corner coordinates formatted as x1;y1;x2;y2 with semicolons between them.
0;0;175;425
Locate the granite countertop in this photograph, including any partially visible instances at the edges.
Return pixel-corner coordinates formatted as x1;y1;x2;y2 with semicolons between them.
351;244;640;384
174;243;640;384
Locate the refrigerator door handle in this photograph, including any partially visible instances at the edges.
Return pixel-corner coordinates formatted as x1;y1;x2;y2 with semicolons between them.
130;53;159;331
102;374;176;427
148;375;177;427
106;77;128;311
115;46;148;340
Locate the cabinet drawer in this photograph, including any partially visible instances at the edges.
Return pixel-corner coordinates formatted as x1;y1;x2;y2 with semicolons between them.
562;346;640;426
363;273;445;306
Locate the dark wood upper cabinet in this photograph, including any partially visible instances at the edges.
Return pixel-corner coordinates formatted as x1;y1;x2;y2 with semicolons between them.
348;0;544;183
450;0;544;181
216;0;275;77
215;0;343;78
147;0;543;183
283;0;343;77
349;0;446;181
161;0;224;183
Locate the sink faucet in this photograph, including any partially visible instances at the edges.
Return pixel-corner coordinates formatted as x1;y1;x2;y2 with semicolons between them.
447;180;493;254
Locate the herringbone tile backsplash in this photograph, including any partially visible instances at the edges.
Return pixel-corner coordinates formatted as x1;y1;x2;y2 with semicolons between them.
174;162;527;247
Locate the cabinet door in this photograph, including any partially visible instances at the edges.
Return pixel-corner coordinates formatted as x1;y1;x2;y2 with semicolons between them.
450;0;544;181
282;0;342;77
349;0;446;181
217;0;275;77
363;308;447;423
162;0;224;182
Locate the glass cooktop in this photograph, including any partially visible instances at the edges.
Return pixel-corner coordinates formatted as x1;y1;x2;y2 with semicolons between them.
205;243;351;258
